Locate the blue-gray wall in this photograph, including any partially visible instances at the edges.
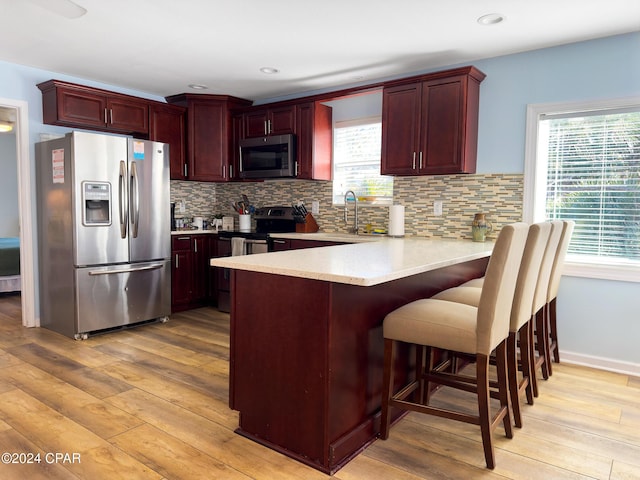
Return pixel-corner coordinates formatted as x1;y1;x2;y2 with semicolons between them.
0;132;18;236
1;32;639;371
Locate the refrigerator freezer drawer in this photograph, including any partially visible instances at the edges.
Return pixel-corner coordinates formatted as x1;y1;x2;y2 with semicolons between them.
75;260;171;336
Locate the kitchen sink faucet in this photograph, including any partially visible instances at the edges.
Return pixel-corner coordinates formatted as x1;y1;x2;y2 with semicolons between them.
344;190;358;234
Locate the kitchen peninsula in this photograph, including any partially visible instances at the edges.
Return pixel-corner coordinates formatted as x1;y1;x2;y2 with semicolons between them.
210;237;493;474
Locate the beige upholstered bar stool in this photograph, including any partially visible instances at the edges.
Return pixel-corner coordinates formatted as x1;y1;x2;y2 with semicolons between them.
380;223;528;469
530;220;563;393
431;222;552;428
545;220;575;364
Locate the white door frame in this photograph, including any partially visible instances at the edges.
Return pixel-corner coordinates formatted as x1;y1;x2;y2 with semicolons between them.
1;98;36;327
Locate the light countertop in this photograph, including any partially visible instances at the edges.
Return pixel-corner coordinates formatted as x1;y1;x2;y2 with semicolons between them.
210;237;493;287
171;229;219;235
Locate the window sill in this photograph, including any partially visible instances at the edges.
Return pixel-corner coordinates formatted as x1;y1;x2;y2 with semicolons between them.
564;260;640;283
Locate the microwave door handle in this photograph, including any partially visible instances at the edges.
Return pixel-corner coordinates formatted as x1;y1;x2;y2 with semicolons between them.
130;161;139;238
119;160;127;239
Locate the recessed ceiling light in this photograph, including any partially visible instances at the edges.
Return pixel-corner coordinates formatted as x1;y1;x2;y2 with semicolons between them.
477;13;505;25
188;83;208;90
260;67;279;75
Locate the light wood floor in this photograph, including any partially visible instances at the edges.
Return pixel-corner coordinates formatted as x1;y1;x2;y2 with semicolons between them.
0;294;639;479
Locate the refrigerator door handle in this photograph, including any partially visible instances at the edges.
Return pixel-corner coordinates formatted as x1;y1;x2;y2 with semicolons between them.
119;160;128;239
130;161;140;238
88;263;165;276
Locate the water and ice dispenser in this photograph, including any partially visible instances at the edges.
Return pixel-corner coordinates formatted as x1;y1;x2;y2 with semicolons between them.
82;181;111;225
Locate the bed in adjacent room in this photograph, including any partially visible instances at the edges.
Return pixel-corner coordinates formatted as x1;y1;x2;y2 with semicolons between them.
0;237;21;292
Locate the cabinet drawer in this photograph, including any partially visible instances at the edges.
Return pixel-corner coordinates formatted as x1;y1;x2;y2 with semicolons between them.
172;235;192;251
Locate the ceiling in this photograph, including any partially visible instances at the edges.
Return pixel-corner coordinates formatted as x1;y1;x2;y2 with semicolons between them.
0;0;638;102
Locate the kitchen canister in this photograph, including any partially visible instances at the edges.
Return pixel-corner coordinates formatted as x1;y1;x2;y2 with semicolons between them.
471;213;493;242
239;214;251;232
388;205;405;237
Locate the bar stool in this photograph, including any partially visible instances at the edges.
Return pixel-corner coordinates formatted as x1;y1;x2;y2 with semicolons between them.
432;222;552;428
530;220;563;393
380;223;528;469
546;220;575;364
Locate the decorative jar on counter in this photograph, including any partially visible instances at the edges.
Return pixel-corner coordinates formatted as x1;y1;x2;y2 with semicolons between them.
471;213;493;242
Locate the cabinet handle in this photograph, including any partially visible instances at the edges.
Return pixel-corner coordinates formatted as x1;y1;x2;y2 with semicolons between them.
104;108;108;124
264;120;268;136
412;152;416;170
194;239;198;253
419;151;423;170
183;164;188;177
222;165;226;179
109;109;113;125
267;119;272;134
229;164;234;178
295;161;298;177
273;239;286;244
175;254;179;269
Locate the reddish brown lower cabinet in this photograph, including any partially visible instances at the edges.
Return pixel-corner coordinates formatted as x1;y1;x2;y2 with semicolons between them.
228;257;489;474
171;234;215;312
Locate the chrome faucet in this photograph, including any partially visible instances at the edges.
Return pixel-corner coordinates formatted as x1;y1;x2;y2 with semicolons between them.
343;190;358;234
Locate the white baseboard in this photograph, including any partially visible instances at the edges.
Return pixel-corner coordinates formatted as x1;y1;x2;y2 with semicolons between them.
560;350;640;377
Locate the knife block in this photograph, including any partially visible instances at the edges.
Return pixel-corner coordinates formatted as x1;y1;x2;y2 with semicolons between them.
296;213;319;233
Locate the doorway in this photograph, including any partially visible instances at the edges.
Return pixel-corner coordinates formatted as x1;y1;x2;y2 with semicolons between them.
0;98;36;328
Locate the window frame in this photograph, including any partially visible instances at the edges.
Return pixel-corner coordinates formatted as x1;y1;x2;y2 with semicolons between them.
524;96;640;283
331;115;392;206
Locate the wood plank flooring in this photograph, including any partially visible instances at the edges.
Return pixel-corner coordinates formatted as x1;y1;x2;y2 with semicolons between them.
0;293;639;479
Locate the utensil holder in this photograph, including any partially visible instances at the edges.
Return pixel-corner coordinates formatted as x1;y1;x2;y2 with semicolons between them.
239;214;251;232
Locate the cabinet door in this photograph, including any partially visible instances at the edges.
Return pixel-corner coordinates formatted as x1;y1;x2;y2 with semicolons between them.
230;114;244;181
189;100;228;181
172;239;193;309
107;97;149;134
295;102;332;180
244;110;269;137
419;76;465;174
56;87;108;129
271;238;291;251
191;236;209;303
381;83;421;175
150;103;187;180
268;106;296;135
244;106;295;137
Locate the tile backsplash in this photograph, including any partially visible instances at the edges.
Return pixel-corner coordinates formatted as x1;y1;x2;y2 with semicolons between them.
171;174;523;241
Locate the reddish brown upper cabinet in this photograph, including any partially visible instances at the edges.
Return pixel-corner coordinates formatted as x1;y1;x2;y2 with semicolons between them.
37;80;149;135
244;105;296;138
295;101;332;180
166;93;252;182
381;66;485;176
149;103;187;180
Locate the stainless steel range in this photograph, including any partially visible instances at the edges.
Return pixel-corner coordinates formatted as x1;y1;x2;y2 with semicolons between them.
216;206;299;311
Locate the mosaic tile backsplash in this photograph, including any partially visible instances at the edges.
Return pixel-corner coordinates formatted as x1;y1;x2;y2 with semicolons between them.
171;174;523;241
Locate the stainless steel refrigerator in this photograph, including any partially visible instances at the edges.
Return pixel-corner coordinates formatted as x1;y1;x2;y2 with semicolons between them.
36;131;171;339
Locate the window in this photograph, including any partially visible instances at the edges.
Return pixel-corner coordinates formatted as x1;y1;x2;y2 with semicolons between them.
332;116;393;205
524;97;640;282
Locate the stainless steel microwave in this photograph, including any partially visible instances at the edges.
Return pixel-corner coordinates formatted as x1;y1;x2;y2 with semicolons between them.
238;134;297;179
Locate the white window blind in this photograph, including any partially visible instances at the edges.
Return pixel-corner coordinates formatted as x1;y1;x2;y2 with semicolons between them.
332;116;393;204
541;109;640;263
